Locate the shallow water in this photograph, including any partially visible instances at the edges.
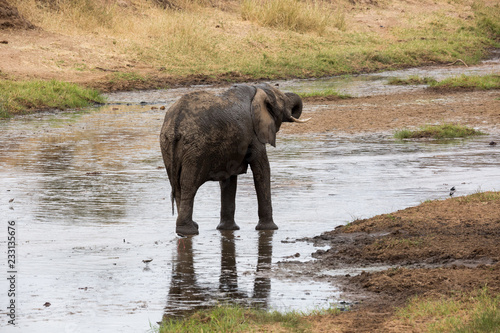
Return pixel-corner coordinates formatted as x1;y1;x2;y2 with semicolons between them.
1;60;500;332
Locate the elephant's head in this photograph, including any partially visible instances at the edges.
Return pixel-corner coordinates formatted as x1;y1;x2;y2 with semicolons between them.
251;83;306;147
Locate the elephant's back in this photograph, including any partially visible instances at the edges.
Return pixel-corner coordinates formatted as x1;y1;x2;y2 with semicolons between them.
163;90;252;136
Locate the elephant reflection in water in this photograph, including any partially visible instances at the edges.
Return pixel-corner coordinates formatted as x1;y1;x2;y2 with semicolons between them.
164;231;274;319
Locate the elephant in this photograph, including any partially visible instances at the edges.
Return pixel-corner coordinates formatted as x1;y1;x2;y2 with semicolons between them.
160;83;306;235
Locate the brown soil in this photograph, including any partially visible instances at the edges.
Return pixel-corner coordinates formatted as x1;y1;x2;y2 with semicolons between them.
0;0;34;30
1;5;500;331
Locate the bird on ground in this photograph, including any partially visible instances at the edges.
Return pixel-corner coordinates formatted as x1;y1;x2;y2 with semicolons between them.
449;186;456;197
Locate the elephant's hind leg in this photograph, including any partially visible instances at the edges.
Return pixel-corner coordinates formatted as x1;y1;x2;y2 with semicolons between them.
175;178;200;236
217;175;240;230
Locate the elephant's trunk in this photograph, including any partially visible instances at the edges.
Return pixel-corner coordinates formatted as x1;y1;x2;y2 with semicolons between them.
285;92;310;123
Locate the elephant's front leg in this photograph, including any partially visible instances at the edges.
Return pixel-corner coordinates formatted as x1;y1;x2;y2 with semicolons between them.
217;175;240;230
250;152;278;230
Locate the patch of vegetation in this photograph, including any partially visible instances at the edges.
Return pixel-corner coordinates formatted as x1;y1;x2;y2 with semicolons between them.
390;74;500;90
298;88;352;100
456;190;500;204
0;80;105;117
396;288;500;333
241;0;331;34
473;0;500;40
394;124;486;140
387;75;438;85
11;0;500;83
156;304;316;332
428;74;500;91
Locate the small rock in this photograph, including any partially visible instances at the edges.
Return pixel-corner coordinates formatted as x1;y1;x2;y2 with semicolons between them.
489;141;497;146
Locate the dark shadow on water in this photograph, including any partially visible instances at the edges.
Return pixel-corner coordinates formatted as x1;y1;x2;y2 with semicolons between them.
163;230;274;320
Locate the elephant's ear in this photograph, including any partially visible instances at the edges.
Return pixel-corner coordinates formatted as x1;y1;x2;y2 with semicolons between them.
251;88;277;147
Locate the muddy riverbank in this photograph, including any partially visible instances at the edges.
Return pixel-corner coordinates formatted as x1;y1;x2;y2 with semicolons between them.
282;191;500;332
285;90;500;135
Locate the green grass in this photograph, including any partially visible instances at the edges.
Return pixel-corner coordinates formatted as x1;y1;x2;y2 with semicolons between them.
156;304;314;332
456;190;500;204
388;74;500;90
397;288;500;333
0;79;105;117
394;123;486;140
429;74;500;90
387;75;438;85
298;88;352;99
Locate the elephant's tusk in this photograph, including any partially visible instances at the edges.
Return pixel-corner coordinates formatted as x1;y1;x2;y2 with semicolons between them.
291;116;311;123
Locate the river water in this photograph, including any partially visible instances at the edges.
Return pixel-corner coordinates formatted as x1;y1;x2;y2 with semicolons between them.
1;59;499;332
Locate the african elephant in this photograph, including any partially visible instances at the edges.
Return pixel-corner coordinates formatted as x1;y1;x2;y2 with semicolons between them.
160;83;306;235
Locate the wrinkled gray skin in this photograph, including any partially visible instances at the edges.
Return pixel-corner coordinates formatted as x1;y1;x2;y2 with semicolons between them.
160;83;303;235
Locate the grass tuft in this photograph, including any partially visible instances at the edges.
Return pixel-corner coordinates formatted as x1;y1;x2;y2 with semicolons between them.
387;75;438;85
388;74;500;90
0;80;105;117
394;123;486;140
241;0;331;34
396;288;500;333
157;304;311;332
456;190;500;204
428;74;500;91
298;88;352;100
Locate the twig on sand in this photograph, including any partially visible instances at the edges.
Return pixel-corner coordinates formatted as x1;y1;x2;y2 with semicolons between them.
448;59;469;67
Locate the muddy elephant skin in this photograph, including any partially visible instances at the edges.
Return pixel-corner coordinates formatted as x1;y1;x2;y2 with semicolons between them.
160;83;303;235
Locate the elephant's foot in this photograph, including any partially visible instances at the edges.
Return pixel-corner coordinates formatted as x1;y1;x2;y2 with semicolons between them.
217;220;240;231
255;219;278;230
176;221;199;236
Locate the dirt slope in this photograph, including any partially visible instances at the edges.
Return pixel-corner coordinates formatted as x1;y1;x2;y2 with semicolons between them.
0;0;34;30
